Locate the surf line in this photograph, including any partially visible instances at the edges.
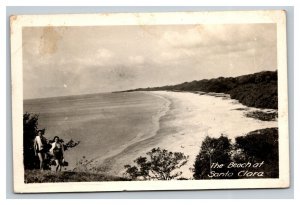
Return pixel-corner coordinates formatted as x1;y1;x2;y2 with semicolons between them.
94;91;172;173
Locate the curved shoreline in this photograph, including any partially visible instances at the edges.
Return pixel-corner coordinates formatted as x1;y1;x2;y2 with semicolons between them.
81;91;278;178
93;91;172;174
102;91;278;178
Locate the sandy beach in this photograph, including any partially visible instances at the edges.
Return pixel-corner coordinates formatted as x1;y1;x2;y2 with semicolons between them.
101;91;278;178
25;90;278;178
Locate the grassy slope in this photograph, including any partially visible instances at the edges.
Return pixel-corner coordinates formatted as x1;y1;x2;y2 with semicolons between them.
24;170;127;183
126;71;278;109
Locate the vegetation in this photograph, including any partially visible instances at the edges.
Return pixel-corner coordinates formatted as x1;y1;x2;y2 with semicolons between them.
23;113;41;170
72;156;104;173
193;135;232;179
23;113;80;170
124;147;189;180
234;128;279;178
125;71;278;109
24;170;126;183
245;110;277;121
193;128;279;179
124;128;278;181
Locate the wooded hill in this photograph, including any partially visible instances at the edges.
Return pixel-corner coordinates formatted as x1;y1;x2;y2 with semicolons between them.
126;71;278;109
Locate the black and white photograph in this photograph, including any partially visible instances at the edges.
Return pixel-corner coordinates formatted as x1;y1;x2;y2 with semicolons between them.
10;10;289;192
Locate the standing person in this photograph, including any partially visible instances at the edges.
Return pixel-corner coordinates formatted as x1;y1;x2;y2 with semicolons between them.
50;136;64;172
34;130;47;170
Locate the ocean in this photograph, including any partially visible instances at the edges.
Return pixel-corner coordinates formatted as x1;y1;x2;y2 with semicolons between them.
24;92;170;172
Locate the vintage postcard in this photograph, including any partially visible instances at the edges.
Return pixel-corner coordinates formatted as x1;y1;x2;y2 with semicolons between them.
10;10;289;193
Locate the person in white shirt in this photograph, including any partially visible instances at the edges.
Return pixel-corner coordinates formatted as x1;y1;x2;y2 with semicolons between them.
34;130;47;170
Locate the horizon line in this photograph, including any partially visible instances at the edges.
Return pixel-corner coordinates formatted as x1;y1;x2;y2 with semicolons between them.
23;69;277;100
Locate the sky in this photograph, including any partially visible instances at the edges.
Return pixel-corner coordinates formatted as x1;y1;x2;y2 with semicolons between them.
23;24;277;99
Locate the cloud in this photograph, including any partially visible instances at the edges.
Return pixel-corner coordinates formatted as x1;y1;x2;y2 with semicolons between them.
128;56;145;65
155;24;276;67
159;49;195;62
160;28;203;48
95;48;114;59
73;48;115;67
160;24;276;49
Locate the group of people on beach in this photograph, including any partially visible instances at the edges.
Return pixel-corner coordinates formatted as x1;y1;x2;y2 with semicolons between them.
34;130;65;172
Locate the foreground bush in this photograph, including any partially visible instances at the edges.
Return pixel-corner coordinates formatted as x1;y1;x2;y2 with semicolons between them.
193;135;232;179
234;128;278;178
124;147;188;180
193;128;278;179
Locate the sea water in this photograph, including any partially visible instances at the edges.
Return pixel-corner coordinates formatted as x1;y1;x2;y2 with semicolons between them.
24;92;170;171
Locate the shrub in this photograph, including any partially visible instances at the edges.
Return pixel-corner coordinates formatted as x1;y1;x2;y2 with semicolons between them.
193;135;232;179
124;147;188;180
234;128;278;178
193;128;279;179
23;113;41;169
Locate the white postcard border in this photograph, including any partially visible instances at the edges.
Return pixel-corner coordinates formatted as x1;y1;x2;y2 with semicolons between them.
10;10;289;193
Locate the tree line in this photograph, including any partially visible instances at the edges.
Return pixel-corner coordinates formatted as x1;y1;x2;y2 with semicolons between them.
125;70;278;109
